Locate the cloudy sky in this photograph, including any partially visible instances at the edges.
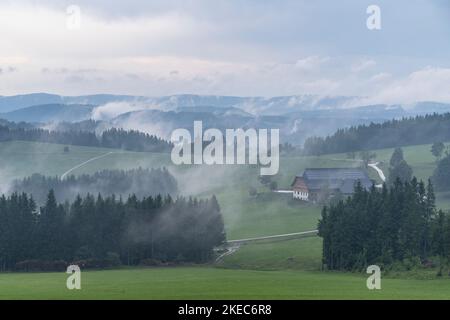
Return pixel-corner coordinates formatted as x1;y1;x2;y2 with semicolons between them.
0;0;449;104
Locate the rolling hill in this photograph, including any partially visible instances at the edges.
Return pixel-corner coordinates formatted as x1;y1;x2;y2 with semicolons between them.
2;93;450;147
0;104;94;123
0;93;143;113
0;139;449;299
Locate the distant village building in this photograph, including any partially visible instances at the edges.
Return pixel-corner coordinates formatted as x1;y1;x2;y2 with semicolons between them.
291;168;373;201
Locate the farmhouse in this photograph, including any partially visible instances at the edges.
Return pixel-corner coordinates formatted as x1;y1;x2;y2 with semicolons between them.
292;176;309;200
292;168;373;201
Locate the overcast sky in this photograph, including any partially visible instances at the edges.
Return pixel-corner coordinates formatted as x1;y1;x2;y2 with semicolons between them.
0;0;449;104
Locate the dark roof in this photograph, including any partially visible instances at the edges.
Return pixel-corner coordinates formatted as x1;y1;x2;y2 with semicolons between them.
302;168;370;181
297;168;372;193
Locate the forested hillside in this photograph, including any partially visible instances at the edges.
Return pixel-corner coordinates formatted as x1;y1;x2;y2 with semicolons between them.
11;168;178;205
304;113;450;155
432;152;450;192
0;125;172;152
319;179;450;272
0;191;225;270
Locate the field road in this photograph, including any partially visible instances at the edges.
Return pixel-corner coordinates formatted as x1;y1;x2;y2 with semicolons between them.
217;159;388;261
215;230;318;262
60;151;115;180
227;230;318;244
368;162;386;182
215;243;241;262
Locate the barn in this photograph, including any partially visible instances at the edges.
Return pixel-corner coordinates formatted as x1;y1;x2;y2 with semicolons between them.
291;168;373;201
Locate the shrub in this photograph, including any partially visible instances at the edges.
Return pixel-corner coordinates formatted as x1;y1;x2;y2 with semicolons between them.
139;258;163;267
105;252;121;266
14;260;67;272
71;256;122;269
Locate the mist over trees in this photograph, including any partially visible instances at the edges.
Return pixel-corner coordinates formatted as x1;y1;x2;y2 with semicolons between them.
100;128;172;152
0;124;172;152
432;153;450;191
387;148;413;185
318;179;450;272
431;142;445;161
303;113;450;155
359;150;377;168
0;191;225;271
11;168;178;205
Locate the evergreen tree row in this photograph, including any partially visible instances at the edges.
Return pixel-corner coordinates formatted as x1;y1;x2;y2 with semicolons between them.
11;168;178;205
318;179;450;271
0;191;225;271
432;152;450;191
0;125;173;152
303;113;450;155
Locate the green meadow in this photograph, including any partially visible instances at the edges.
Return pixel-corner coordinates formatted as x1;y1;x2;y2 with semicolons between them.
0;267;449;300
0;140;449;299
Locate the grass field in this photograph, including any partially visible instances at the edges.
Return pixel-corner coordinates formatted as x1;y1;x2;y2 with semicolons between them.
0;267;449;300
0;140;449;299
0;141;168;183
219;237;323;271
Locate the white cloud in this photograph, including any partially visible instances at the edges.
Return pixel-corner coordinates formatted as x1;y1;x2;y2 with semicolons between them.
364;67;450;105
0;1;448;103
91;102;149;120
295;56;330;71
370;72;391;82
351;59;376;73
0;5;196;59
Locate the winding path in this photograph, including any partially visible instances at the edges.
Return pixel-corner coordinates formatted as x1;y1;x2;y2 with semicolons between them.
215;230;318;262
227;230;318;244
218;159;387;261
215;244;241;262
368;162;386;182
60;151;115;180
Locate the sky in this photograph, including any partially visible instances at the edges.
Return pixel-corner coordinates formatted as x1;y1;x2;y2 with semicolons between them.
0;0;449;104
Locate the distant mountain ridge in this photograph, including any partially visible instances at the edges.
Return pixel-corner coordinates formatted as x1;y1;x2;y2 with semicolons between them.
2;93;450;115
0;93;363;114
0;93;144;113
0;104;95;123
1;93;450;145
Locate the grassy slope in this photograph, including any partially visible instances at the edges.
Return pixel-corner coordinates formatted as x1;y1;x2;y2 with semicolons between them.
220;143;450;272
219;237;323;271
0;141;332;239
0;141;167;182
0;140;449;299
364;143;450;210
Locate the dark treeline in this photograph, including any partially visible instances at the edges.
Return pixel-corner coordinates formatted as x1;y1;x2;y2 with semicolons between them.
0;125;172;152
0;191;225;271
11;168;178;205
318;179;450;272
101;128;172;152
432;152;450;192
0;118;34;130
303;113;450;155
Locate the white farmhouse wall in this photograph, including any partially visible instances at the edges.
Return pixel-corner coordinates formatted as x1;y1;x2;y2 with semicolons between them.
293;190;308;201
